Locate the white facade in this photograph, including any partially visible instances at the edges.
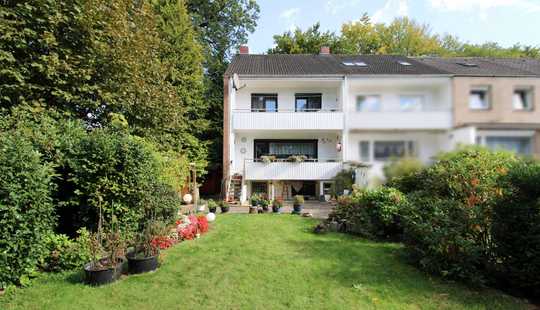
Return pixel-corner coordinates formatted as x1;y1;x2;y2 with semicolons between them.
226;75;478;203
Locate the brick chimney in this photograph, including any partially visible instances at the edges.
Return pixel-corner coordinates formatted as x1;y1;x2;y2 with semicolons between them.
239;45;249;54
320;46;330;55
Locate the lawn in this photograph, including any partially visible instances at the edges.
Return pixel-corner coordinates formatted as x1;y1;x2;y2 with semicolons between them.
0;215;528;310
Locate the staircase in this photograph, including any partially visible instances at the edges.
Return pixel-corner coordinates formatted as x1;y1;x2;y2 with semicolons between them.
227;174;243;204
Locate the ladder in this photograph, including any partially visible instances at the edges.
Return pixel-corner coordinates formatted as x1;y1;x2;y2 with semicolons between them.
227;174;242;204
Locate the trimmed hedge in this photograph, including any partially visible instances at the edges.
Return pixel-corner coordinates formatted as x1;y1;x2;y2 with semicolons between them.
0;132;56;288
331;187;407;240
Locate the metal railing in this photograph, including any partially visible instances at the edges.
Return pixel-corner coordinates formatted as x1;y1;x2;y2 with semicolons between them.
233;108;341;113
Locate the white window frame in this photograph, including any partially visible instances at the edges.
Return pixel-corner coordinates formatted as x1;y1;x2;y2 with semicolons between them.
476;130;535;155
512;86;534;111
469;86;491;110
399;94;425;112
359;139;418;163
356;95;381;112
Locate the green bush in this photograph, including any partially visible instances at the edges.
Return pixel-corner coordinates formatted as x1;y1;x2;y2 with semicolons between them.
399;147;518;284
333;169;354;196
40;229;91;272
383;157;424;184
0;132;56;288
331;187;407;239
491;162;540;295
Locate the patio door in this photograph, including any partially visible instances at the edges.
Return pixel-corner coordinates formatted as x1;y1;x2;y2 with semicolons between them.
290;181;316;199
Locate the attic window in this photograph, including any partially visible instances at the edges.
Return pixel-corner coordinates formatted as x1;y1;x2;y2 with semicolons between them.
398;61;412;66
354;62;368;67
342;61;368;67
342;62;354;66
457;62;478;67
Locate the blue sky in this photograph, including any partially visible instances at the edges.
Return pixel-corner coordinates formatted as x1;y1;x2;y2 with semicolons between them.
247;0;540;54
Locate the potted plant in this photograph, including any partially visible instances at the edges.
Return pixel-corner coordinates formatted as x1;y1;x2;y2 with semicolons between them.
293;195;304;214
260;155;276;163
288;155;307;163
260;198;270;213
126;221;165;274
272;198;283;213
219;201;230;213
84;225;126;286
249;194;260;214
207;199;218;213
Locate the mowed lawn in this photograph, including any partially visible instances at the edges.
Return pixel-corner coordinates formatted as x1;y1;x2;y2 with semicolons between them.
0;215;528;310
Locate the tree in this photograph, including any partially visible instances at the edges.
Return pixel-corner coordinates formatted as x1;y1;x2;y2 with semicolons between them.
186;0;260;167
340;14;382;54
268;23;344;54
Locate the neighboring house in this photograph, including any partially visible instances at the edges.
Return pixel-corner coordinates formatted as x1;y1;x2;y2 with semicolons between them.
223;47;540;204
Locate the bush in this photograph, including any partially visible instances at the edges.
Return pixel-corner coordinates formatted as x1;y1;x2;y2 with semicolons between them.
383;157;423;184
333;169;354;196
0;132;56;288
491;162;540;295
399;147;519;284
40;229;91;272
331;187;407;239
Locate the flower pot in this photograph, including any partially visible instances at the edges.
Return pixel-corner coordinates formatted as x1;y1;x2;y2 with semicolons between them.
220;206;230;213
126;253;159;274
262;206;269;213
84;257;125;286
293;204;303;214
272;206;282;213
209;207;217;213
249;206;258;214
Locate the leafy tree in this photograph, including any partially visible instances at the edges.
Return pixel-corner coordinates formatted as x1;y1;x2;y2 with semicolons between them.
340;14;382;54
268;23;344;54
186;0;260;166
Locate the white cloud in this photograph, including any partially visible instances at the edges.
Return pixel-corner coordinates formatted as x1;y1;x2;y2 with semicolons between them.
429;0;540;12
325;0;361;15
279;8;300;31
372;0;409;23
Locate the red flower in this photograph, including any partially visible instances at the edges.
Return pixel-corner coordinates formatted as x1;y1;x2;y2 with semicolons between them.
150;236;175;250
197;215;209;234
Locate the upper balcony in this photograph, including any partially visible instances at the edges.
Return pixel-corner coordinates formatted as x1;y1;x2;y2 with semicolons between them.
244;158;343;180
233;109;344;131
348;108;453;130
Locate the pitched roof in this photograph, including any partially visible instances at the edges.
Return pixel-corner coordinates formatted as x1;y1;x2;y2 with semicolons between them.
416;57;540;76
225;54;449;76
225;54;540;77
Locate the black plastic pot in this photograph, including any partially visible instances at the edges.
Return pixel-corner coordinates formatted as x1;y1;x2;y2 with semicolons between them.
84;257;125;286
220;206;230;213
209;207;217;213
262;205;269;212
272;206;282;213
293;204;303;214
127;253;159;274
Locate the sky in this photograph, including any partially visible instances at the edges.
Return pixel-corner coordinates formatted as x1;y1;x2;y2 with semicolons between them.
247;0;540;54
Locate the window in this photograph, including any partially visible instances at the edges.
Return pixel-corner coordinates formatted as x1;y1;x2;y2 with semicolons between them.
295;93;322;112
400;95;424;111
485;136;532;155
359;141;370;162
254;140;317;159
342;61;368;67
356;95;381;112
398;61;412;66
469;86;490;110
373;141;416;161
252;182;268;195
251;94;278;112
513;87;533;111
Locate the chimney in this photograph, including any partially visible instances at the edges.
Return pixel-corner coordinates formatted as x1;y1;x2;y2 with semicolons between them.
320;46;330;55
239;45;249;54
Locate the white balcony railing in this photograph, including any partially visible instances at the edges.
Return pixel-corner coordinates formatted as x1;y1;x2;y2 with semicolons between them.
348;110;452;130
244;159;343;180
233;109;344;131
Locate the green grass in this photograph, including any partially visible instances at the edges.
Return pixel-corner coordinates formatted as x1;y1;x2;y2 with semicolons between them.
0;215;528;309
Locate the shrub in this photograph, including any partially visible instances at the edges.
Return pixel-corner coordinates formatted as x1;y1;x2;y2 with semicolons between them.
399;147;519;284
331;187;407;239
0;133;56;288
293;195;304;205
383;157;424;184
333;169;354;196
491;162;540;295
40;229;91;272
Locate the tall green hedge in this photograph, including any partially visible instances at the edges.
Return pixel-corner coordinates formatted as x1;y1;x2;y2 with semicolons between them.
0;132;56;288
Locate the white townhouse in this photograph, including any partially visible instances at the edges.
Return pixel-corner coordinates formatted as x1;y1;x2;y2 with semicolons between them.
223;46;540;204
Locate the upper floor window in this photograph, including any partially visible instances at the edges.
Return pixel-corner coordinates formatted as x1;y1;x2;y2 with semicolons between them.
356;95;381;112
251;94;278;112
254;139;317;159
295;93;322;112
485;136;532;155
469;86;490;110
373;141;416;161
400;95;424;111
513;87;534;111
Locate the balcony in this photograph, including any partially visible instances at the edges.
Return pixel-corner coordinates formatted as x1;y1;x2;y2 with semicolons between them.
232;109;344;131
244;159;343;181
348;109;452;130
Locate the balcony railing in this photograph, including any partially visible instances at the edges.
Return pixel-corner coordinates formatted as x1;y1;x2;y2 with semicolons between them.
244;158;343;180
232;109;344;131
348;108;452;130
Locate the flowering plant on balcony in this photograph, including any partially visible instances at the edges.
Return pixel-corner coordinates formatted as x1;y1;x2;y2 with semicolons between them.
288;154;308;163
260;155;276;163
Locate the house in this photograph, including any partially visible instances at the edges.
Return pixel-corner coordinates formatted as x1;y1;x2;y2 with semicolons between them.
223;46;540;204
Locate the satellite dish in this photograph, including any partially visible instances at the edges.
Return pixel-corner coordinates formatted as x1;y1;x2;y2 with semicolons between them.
232;73;245;91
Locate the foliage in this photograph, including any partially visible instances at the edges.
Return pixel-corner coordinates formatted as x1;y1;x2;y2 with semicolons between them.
207;199;218;210
272;198;283;209
186;0;260;165
0;132;56;288
333;169;354;196
491;162;540;296
293;195;305;205
40;229;91;272
331;188;407;239
398;147;519;284
132;221;169;258
383;157;424;184
268;23;343;54
250;194;262;206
